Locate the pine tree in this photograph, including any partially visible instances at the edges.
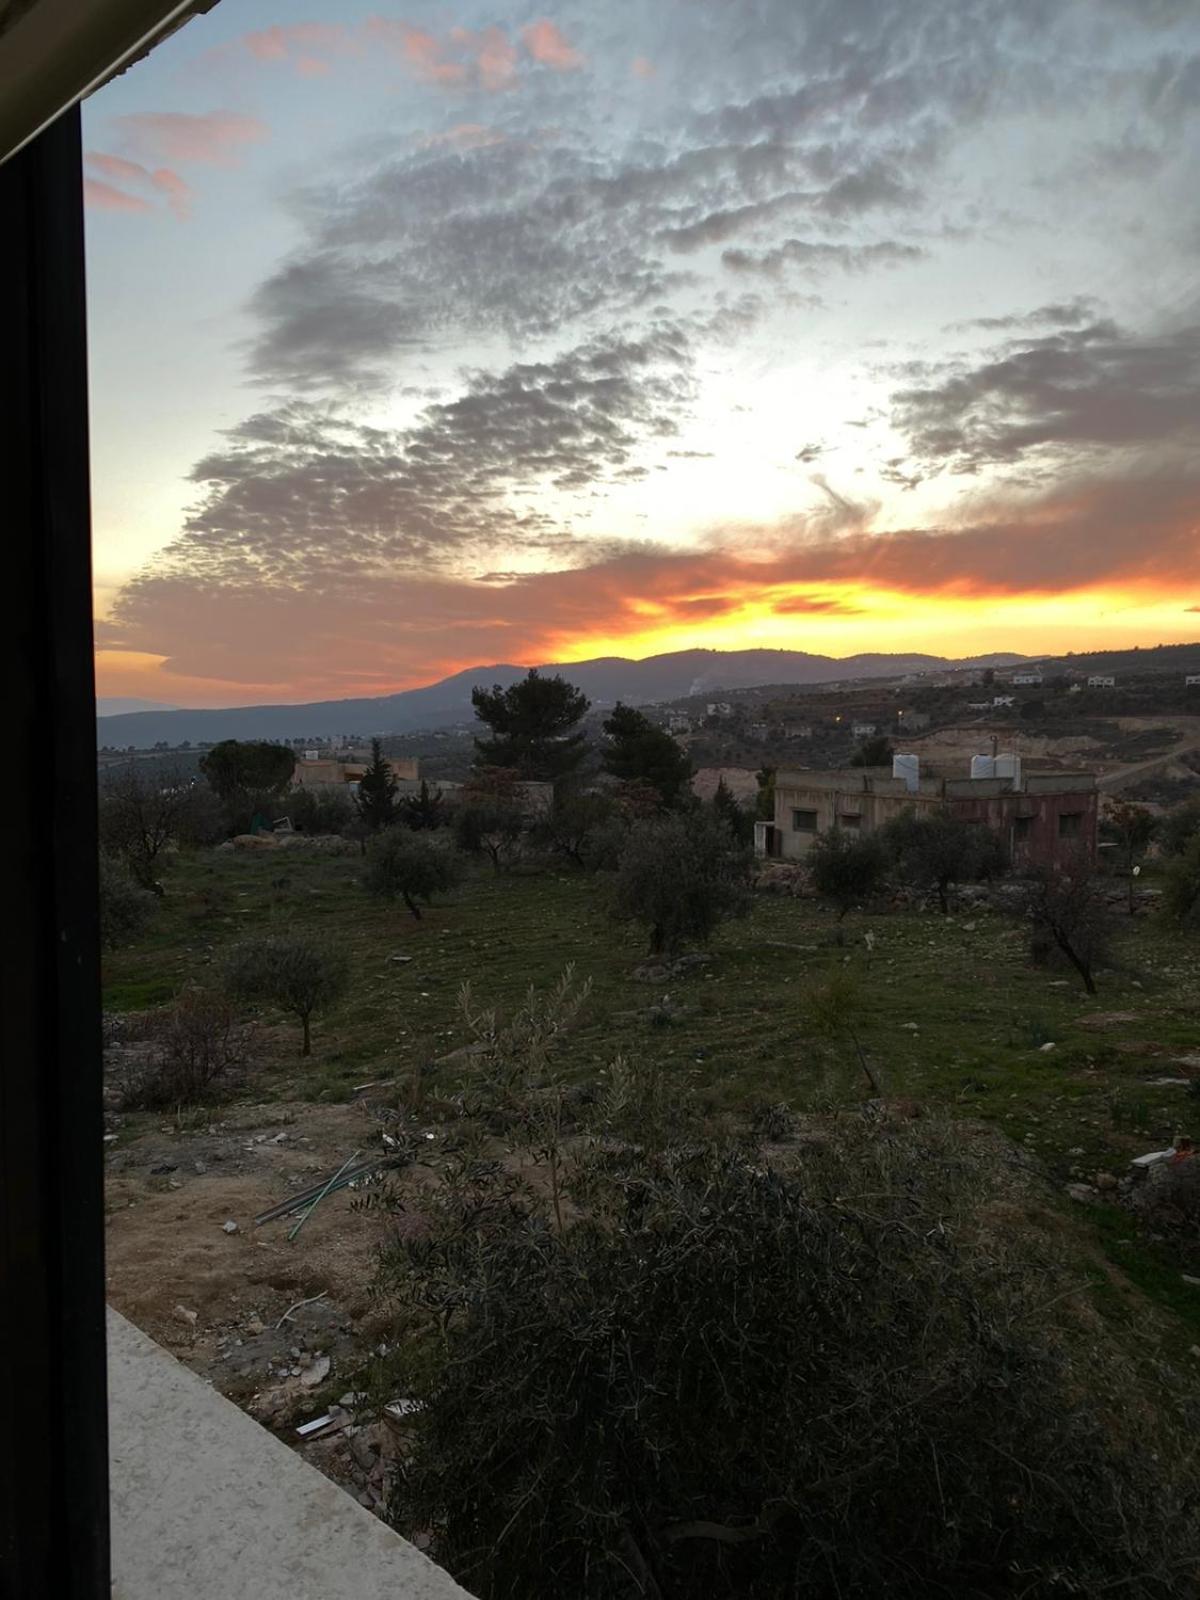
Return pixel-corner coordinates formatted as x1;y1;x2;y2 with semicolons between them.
355;738;398;830
471;670;590;782
601;702;692;806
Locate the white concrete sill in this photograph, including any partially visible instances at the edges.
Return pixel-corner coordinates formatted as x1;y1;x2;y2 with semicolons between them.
108;1308;473;1599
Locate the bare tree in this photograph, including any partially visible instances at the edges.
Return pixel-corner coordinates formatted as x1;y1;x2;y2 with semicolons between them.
1022;857;1111;995
98;762;203;892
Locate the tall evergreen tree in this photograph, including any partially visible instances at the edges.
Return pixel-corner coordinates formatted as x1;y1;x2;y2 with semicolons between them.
601;702;692;806
471;670;590;782
356;738;398;830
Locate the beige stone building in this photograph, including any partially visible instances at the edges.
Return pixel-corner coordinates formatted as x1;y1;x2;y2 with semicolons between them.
760;757;1097;871
292;754;419;790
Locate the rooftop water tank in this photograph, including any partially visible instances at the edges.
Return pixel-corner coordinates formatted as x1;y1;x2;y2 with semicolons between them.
994;752;1022;790
970;754;995;779
893;753;920;793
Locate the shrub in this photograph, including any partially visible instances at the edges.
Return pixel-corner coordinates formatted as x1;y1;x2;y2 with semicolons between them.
287;784;354;835
121;988;250;1109
1162;830;1200;929
454;768;526;871
98;855;156;948
807;826;888;918
98;762;207;890
609;811;752;955
363;829;462;919
224;934;349;1055
379;1116;1200;1599
397;779;448;831
1160;797;1200;858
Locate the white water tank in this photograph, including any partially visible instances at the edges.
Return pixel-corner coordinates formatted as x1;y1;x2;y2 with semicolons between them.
893;753;920;793
994;752;1022;790
970;754;995;779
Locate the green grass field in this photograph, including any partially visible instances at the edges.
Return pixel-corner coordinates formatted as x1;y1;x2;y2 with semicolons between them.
105;842;1200;1345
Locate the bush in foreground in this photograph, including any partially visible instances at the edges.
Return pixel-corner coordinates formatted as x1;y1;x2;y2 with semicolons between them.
380;1114;1199;1599
98;855;156;948
121;987;250;1109
807;825;888;918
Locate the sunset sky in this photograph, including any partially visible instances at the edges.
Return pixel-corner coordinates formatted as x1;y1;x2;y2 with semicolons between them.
86;0;1200;708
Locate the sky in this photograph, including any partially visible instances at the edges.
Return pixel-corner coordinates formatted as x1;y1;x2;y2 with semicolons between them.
85;0;1200;708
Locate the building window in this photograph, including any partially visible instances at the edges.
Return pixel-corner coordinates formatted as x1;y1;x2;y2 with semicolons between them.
1058;812;1083;838
839;813;862;829
1012;815;1032;842
792;808;819;833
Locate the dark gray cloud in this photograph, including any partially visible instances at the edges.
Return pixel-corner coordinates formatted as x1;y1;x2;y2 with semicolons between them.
115;324;696;612
891;320;1200;473
949;297;1099;334
723;238;924;277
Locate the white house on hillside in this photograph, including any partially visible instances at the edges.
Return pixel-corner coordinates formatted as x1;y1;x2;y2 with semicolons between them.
1087;674;1116;688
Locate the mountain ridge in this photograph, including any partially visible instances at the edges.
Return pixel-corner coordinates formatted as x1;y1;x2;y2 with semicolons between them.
96;647;1027;747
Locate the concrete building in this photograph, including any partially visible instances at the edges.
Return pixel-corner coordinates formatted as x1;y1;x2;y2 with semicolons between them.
1011;671;1043;687
1087;675;1116;688
758;756;1097;870
851;721;877;737
667;713;692;734
706;701;733;717
293;754;419;790
1185;675;1200;688
895;710;931;731
992;694;1015;708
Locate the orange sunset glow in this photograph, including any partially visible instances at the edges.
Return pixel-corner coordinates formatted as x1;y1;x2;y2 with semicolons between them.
85;1;1200;710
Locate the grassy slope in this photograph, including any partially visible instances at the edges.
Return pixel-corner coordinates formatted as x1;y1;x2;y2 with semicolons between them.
105;843;1200;1348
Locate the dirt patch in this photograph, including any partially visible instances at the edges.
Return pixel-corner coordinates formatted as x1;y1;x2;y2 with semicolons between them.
104;1099;395;1369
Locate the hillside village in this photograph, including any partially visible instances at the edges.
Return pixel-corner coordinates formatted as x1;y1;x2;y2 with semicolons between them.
91;642;1200;1593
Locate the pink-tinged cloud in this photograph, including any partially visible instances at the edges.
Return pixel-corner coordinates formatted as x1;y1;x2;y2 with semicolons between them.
367;17;518;91
150;167;193;220
240;23;348;73
522;20;584;71
114;110;268;168
84;178;152;214
421;123;506;151
86;150;193;219
631;56;655;79
86;151;148;185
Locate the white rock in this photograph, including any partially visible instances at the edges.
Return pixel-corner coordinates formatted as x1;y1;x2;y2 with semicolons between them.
222;1219;239;1234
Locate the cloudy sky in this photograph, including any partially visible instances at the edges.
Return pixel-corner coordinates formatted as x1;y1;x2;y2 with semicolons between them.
86;0;1200;707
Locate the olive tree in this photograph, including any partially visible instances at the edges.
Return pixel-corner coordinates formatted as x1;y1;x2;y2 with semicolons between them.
807;826;888;919
363;829;462;919
880;807;1007;914
224;934;349;1055
609;811;752;956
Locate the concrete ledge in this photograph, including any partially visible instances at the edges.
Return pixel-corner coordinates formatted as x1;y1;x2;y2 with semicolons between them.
108;1308;473;1600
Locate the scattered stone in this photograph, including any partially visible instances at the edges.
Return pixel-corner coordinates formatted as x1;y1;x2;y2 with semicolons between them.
149;1163;177;1175
389;954;414;964
173;1305;198;1328
1183;1275;1200;1288
222;1219;239;1235
901;1022;919;1032
1038;1042;1056;1053
300;1354;332;1388
1094;1172;1118;1191
1066;1183;1097;1204
245;1316;266;1336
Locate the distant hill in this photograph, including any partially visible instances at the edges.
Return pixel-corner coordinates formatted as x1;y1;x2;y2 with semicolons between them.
95;647;1027;748
1027;642;1200;676
96;697;179;718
